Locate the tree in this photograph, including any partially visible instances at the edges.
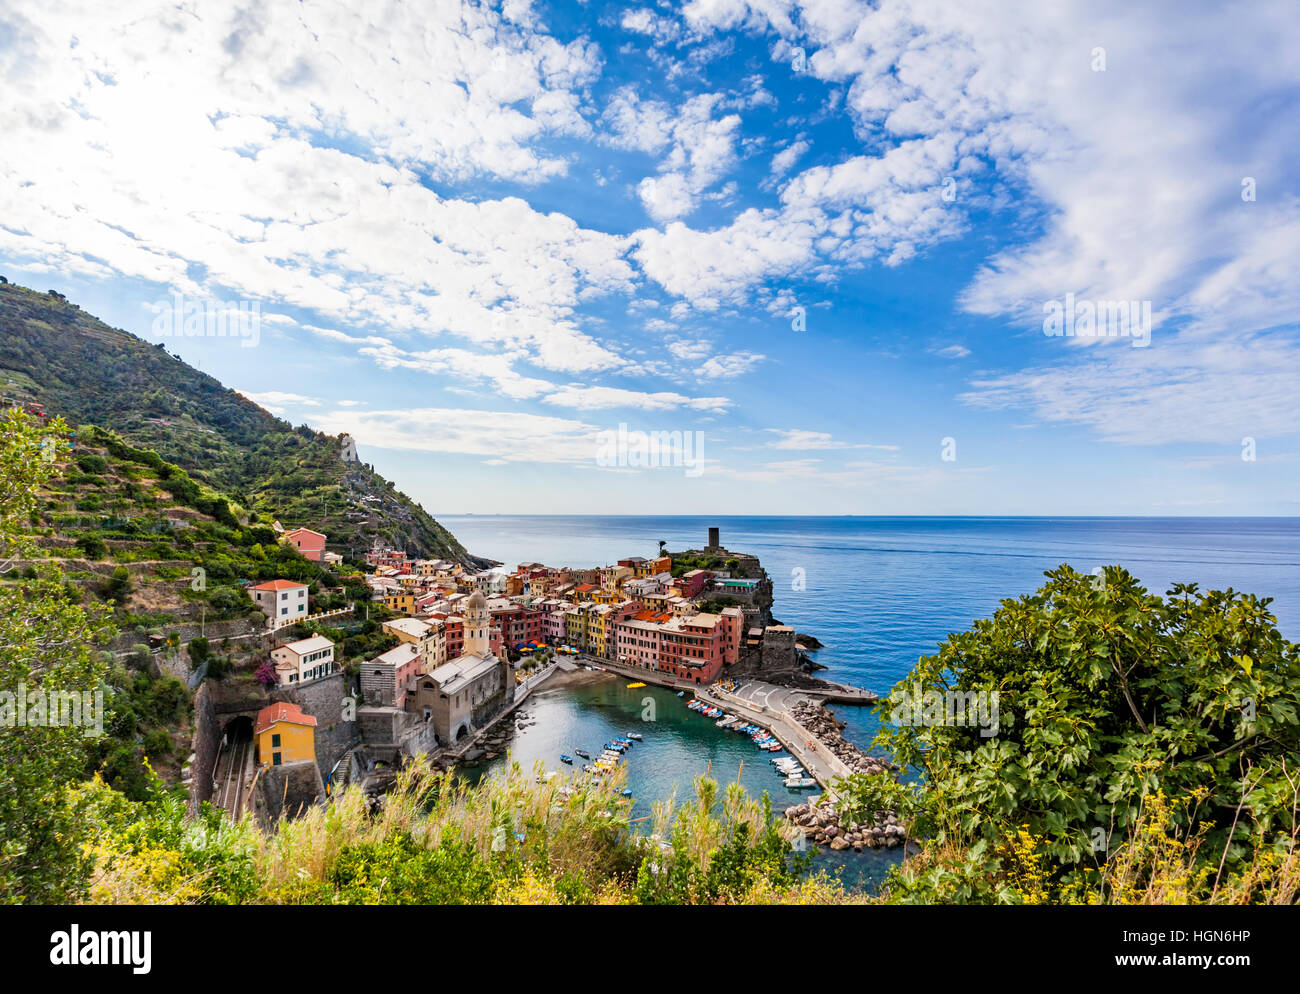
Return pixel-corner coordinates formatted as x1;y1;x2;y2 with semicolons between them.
0;410;114;902
861;565;1300;904
105;565;132;602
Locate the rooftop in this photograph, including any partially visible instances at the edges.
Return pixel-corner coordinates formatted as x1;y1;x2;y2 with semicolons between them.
425;650;500;695
255;701;317;734
278;635;334;655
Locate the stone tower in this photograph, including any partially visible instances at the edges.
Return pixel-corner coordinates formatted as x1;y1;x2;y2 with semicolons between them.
463;590;490;655
339;434;359;463
708;526;720;549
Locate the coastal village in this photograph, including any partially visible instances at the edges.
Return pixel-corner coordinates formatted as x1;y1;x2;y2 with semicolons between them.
204;525;897;853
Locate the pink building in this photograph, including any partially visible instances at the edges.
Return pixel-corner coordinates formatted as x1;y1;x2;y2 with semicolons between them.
673;568;712;600
720;607;744;666
658;612;726;684
614;610;669;670
542;604;571;644
282;527;327;562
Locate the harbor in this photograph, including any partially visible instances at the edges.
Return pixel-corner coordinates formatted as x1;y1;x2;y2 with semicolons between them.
457;673;902;889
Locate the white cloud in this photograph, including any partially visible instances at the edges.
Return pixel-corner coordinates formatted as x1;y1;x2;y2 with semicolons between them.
699;351;766;378
620;8;684;44
0;0;635;381
764;429;899;450
678;0;1300;442
960;333;1300;445
315;407;605;465
604;88;743;221
769;139;810;178
238;390;321;414
932;344;971;359
541;385;732;413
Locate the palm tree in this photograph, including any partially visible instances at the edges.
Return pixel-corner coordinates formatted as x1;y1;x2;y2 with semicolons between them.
658;539;667;555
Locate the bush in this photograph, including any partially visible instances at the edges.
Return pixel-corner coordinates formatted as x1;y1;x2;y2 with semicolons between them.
76;534;107;559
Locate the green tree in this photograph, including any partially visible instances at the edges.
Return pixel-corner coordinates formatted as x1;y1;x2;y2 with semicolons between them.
0;410;114;902
861;565;1300;904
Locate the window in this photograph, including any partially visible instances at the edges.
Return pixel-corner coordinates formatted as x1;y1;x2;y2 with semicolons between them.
273;752;282;765
272;733;281;748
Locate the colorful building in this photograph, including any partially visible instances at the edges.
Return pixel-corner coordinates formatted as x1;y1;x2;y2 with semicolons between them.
281;527;327;561
269;634;336;686
657;612;727;684
255;702;317;767
249;579;309;627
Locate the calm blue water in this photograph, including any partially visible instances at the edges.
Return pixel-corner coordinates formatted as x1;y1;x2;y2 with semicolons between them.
444;515;1300;889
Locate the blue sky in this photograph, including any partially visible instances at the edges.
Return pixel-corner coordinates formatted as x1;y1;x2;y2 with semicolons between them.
2;0;1299;515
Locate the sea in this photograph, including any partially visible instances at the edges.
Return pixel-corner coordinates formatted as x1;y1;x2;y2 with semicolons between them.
437;515;1300;890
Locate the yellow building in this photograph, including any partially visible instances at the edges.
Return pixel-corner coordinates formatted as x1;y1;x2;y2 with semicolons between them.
255;702;317;767
565;607;588;650
384;591;416;613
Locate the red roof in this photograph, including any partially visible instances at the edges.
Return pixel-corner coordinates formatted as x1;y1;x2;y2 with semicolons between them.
576;583;596;592
255;702;317;734
251;579;306;591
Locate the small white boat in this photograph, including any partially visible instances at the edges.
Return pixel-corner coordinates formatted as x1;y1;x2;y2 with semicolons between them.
784;777;817;788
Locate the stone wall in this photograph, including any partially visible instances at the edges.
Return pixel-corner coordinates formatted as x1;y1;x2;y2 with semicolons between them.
727;625;799;678
274;672;357;777
187;680;219;813
260;759;325;820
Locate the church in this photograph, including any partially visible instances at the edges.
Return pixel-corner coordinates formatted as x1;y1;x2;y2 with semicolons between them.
409;590;514;744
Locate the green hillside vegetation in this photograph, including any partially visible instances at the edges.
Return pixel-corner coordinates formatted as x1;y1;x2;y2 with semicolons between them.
9;414;410;796
0;280;475;564
847;565;1300;904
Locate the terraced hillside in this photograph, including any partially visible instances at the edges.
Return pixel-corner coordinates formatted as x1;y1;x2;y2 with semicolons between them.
0;279;482;565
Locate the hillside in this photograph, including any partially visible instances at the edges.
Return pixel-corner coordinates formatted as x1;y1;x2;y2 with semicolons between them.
0;279;486;566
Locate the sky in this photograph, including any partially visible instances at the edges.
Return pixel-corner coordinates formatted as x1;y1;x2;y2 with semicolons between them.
2;0;1299;515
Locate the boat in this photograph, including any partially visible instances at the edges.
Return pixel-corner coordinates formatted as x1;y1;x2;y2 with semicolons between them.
621;788;633;797
626;681;646;689
716;715;736;728
676;691;685;697
784;777;817;789
575;749;591;760
626;732;643;741
560;754;573;764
